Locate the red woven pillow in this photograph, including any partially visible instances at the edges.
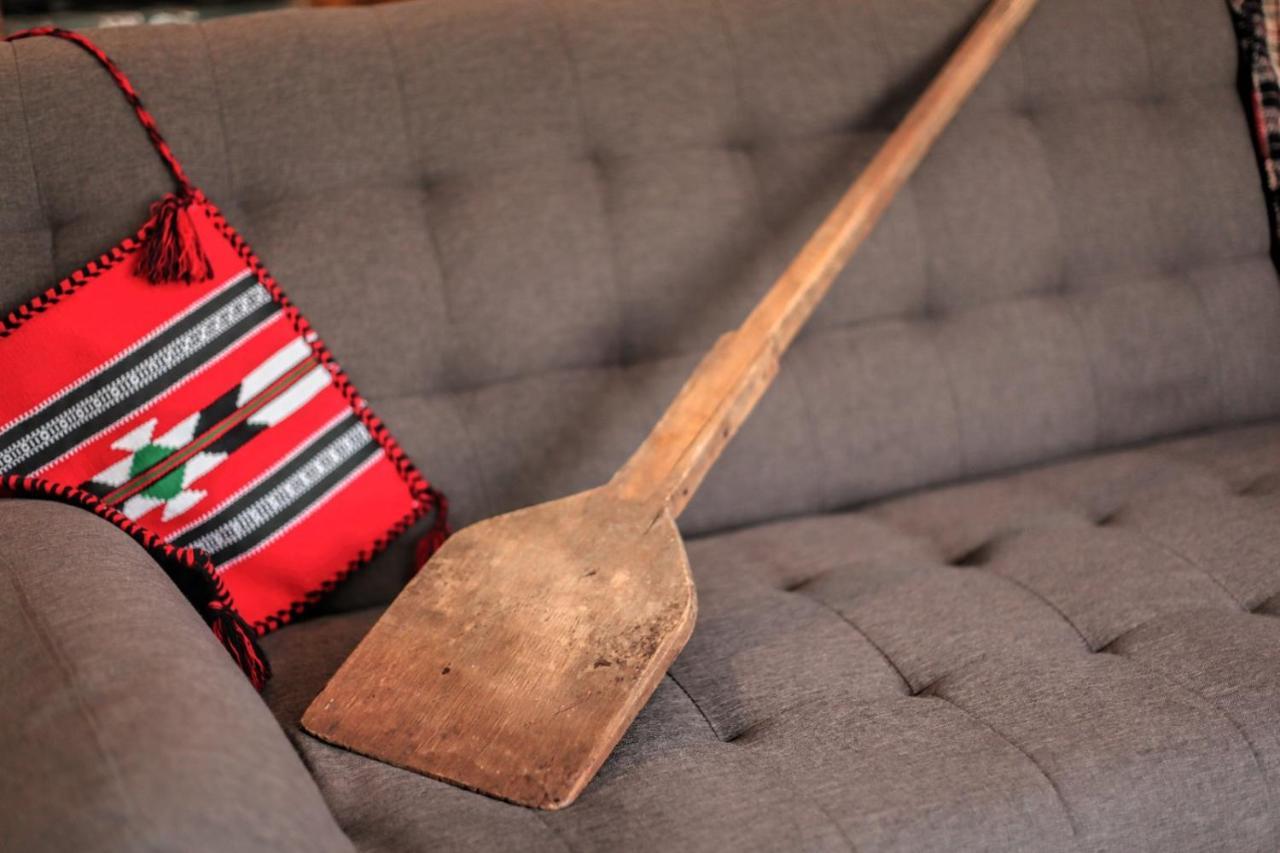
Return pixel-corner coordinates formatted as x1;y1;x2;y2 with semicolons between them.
0;28;448;687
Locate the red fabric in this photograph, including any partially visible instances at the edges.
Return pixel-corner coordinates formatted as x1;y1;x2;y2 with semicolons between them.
0;29;449;686
0;195;443;622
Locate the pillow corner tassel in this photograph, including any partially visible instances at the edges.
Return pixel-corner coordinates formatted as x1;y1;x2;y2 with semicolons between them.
136;192;214;286
1;475;273;689
412;487;451;573
207;599;272;691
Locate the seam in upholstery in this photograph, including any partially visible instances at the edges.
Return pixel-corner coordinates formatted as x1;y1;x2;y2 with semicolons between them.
708;0;770;231
1127;1;1184;324
1176;268;1235;431
529;811;577;853
1046;261;1106;455
1016;104;1106;453
1101;647;1280;837
708;0;755;152
3;551;146;848
1075;440;1249;605
799;595;915;695
1017;447;1259;607
368;4;461;403
194;23;236;197
863;0;903;126
703;0;849;512
810;797;861;853
443;392;499;521
674;685;862;852
1127;0;1161;103
665;670;724;741
9;41;57;285
586;163;630;367
1020;458;1247;608
1099;606;1228;652
1007;2;1034;111
285;726;326;780
781;347;844;512
316;86;1255;183
973;564;1093;651
847;508;954;566
1102;517;1246;608
1150;438;1271;495
874;0;969;479
358;254;1267;406
1123;1;1233;433
540;0;628;370
372;5;458;339
798;422;1270;545
920;313;970;480
706;0;781;337
1023;450;1175;521
903;186;969;480
922;692;1080;838
539;0;592;158
1007;11;1107;455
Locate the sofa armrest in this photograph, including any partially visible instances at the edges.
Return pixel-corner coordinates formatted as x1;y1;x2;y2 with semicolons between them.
0;500;352;852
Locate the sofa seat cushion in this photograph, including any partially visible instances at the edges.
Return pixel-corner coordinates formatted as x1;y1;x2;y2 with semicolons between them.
262;421;1280;852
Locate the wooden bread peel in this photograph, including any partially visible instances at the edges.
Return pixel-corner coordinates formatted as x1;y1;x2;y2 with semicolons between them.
303;0;1039;810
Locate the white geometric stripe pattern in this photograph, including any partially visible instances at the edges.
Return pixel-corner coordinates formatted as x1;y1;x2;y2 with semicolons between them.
0;283;271;472
186;422;371;556
85;334;326;523
0;270;251;438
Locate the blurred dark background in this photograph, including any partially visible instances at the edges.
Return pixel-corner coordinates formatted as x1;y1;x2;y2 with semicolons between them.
1;0;389;32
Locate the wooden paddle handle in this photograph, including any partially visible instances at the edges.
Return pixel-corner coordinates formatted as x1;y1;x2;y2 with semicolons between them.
611;0;1038;516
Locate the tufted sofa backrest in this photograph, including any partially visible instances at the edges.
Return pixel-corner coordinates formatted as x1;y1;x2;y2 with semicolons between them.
2;0;1278;596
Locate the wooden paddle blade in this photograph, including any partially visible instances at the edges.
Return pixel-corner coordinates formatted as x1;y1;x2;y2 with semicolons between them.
301;488;696;810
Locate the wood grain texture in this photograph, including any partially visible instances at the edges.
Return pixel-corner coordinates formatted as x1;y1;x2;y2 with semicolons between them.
304;490;695;808
303;0;1038;810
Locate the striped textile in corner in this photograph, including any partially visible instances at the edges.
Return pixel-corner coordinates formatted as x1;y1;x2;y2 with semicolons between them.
1231;0;1280;247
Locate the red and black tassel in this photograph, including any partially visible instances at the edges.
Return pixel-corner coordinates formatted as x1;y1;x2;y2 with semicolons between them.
136;193;213;286
207;600;271;691
412;488;451;573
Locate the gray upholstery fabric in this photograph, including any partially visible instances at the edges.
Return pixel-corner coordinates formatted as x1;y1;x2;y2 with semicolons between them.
0;500;351;853
263;423;1280;852
2;0;1277;610
1;0;1279;849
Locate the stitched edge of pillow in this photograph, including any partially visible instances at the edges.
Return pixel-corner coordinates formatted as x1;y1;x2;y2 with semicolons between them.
0;193;441;639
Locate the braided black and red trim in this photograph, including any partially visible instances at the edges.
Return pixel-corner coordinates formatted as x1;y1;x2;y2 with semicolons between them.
6;27;194;194
203;199;450;633
0;190;451;655
7;28;211;285
0;222;150;338
1;474;270;688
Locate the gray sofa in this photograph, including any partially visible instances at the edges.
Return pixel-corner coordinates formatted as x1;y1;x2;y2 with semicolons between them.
3;0;1280;849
